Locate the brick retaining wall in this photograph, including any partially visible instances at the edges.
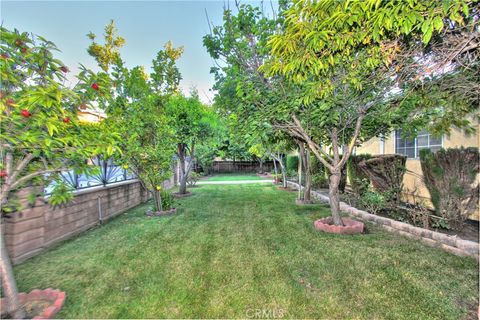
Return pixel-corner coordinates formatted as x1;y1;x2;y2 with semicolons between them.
4;178;173;264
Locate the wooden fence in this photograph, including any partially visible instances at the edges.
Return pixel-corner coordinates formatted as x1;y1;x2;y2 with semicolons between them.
208;161;274;173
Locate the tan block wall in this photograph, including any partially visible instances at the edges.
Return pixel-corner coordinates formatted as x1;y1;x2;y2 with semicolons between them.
355;126;480;220
3;176;174;265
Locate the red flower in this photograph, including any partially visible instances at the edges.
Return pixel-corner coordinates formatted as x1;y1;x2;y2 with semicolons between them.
20;47;28;54
14;39;23;46
0;170;7;178
59;66;69;73
21;109;31;117
91;83;99;91
63;117;70;123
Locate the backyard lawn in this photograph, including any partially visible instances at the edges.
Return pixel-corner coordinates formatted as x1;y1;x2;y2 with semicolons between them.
201;173;266;181
13;181;478;319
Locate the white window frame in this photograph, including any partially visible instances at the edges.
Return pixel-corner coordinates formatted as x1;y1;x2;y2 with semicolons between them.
393;130;443;159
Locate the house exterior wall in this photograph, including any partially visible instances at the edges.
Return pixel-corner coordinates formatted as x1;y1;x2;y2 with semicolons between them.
355;124;480;220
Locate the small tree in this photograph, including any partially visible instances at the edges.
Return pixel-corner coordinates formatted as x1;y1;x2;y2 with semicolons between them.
166;92;217;194
0;27;118;318
107;65;175;212
87;22;178;212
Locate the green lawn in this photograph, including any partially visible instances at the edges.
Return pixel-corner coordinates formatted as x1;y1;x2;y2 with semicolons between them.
202;173;266;181
13;183;478;319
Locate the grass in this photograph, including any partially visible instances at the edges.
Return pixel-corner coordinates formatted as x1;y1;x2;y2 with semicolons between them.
13;183;478;319
202;173;266;181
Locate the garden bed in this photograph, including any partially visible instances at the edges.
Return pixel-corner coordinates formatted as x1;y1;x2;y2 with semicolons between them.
286;180;479;260
340;192;479;243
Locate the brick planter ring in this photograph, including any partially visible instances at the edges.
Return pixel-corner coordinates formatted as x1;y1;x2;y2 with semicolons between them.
314;217;364;235
295;199;314;205
147;208;177;217
172;191;193;198
0;288;66;319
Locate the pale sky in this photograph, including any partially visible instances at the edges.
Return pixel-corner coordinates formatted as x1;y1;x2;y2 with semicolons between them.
1;0;275;104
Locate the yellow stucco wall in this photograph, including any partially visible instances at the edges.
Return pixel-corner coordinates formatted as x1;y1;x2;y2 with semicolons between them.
355;124;480;220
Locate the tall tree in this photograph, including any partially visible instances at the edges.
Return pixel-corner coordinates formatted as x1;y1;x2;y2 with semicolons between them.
264;0;477;225
0;27;118;318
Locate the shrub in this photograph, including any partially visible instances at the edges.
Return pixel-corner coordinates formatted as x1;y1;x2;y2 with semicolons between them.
312;174;329;188
347;154;371;195
310;156;327;188
187;171;201;186
160;190;175;211
420;147;479;227
286;168;297;178
286;155;299;172
358;154;406;201
360;191;387;215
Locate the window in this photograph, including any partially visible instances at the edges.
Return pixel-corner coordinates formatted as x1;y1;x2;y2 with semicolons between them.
395;130;442;158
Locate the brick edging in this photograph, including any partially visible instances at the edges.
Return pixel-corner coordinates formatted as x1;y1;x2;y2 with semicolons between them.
285;181;479;261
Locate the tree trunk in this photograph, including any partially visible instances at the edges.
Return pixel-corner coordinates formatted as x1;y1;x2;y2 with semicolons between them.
0;225;25;319
329;170;344;226
304;149;312;202
259;159;263;173
279;158;287;188
272;157;278;176
179;175;188;194
178;144;188;194
298;148;303;200
152;190;162;212
297;142;312;202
